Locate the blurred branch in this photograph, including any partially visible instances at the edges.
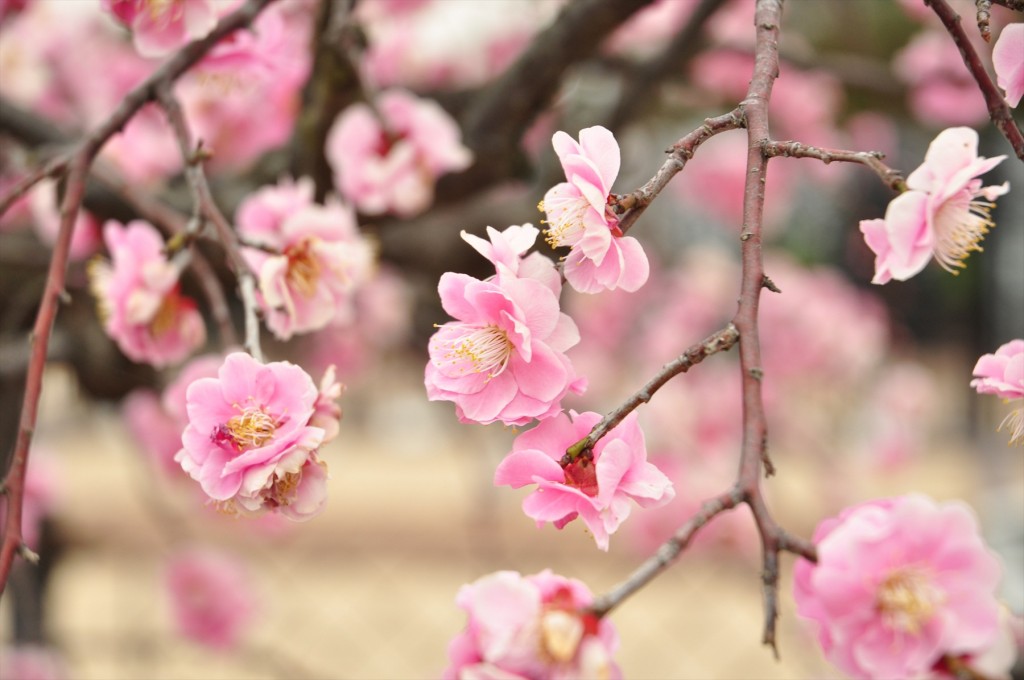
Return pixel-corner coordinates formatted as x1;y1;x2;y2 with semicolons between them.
990;0;1024;10
925;0;1024;160
762;140;906;191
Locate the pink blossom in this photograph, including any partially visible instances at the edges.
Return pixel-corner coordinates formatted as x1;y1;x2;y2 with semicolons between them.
460;224;561;295
176;352;336;521
994;24;1024;107
425;259;582;426
971;339;1024;445
102;0;217;59
29;180;101;261
860;127;1008;284
237;177;375;340
794;494;1003;679
443;570;621;680
894;31;990;127
166;547;256;649
325;89;472;217
0;645;68;680
88;220;205;368
494;411;674;551
541;126;649;294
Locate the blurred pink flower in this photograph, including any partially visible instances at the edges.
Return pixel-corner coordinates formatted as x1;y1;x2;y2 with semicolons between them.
542;126;649;293
971;339;1024;445
425;270;582;427
102;0;217;59
794;495;1003;679
88;220;205;368
166;547;256;650
176;352;335;521
444;570;621;680
28;180;101;261
894;31;990;127
993;24;1024;107
494;411;673;551
860;127;1008;283
326;89;472;217
0;645;68;680
237;177;375;340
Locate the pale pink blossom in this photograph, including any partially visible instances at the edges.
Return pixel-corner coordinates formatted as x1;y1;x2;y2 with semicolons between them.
425;267;582;427
443;570;621;680
0;645;68;680
794;494;1003;679
166;547;256;650
860;127;1008;284
993;24;1024;107
29;179;101;260
176;352;335;521
325;89;472;217
102;0;217;59
237;177;375;340
542;126;649;293
460;224;561;295
895;31;990;126
971;339;1024;445
494;411;674;551
88;220;205;368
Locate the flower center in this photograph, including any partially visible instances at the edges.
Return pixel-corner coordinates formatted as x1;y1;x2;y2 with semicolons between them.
540;609;584;663
932;187;996;274
223;407;277;450
876;566;945;634
145;0;181;24
285;239;322;298
446;324;513;378
999;405;1024;446
540;198;589;249
149;289;184;337
264;470;302;508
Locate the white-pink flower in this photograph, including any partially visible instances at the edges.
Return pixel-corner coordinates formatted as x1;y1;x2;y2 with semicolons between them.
971;339;1024;445
102;0;217;59
494;411;674;551
88;220;205;368
237;177;375;340
541;126;649;294
325;88;472;217
166;547;256;650
460;224;561;295
794;494;1004;679
993;24;1024;108
860;127;1008;284
443;570;621;680
176;352;338;521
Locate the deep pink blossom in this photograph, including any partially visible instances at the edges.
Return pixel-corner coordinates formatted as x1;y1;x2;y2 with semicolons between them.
176;352;337;520
971;339;1024;445
102;0;217;59
88;220;205;368
443;570;621;680
237;177;375;340
993;24;1024;107
166;547;256;649
325;89;472;217
425;249;583;426
541;126;649;293
494;411;673;551
794;495;1004;679
860;127;1008;283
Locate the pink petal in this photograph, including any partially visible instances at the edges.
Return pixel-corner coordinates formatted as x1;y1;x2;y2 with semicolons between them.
578;126;620;192
494;449;564;488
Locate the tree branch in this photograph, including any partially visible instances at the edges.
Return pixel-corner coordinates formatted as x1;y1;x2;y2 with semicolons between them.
762;140;906;192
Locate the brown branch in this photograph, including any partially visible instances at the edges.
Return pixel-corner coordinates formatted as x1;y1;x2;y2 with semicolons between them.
0;156;71;218
0;0;279;596
925;0;1024;160
562;325;739;465
992;0;1024;8
762;140;906;192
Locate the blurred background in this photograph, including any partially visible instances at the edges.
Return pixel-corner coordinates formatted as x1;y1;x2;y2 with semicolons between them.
1;0;1023;678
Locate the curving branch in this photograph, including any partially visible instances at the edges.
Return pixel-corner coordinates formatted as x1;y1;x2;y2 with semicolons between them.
762;140;906;192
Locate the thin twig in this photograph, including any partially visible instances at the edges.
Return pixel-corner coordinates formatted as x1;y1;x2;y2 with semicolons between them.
0;156;71;218
762;140;906;192
926;0;1024;160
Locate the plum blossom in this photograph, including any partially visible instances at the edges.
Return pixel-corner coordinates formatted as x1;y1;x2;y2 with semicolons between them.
860;127;1008;284
166;547;256;649
993;24;1024;108
894;31;990;127
88;220;205;368
176;352;340;521
102;0;217;59
494;411;674;551
325;89;473;217
971;339;1024;445
459;224;561;294
541;126;649;293
237;177;375;341
0;645;68;680
444;570;621;680
794;495;1004;679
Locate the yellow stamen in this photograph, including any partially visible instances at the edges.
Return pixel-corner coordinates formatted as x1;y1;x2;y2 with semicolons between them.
444;324;513;378
876;566;944;634
225;408;277;450
933;193;996;274
286;239;322;298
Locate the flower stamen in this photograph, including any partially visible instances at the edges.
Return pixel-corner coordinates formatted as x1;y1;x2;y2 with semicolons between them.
876;566;945;634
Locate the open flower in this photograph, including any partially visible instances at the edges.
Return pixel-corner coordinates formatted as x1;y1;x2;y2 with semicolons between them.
176;352;337;521
494;411;674;551
993;24;1024;108
971;339;1024;445
444;570;621;680
460;223;561;295
541;126;649;293
794;494;1004;679
88;220;205;368
860;127;1008;284
102;0;217;59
